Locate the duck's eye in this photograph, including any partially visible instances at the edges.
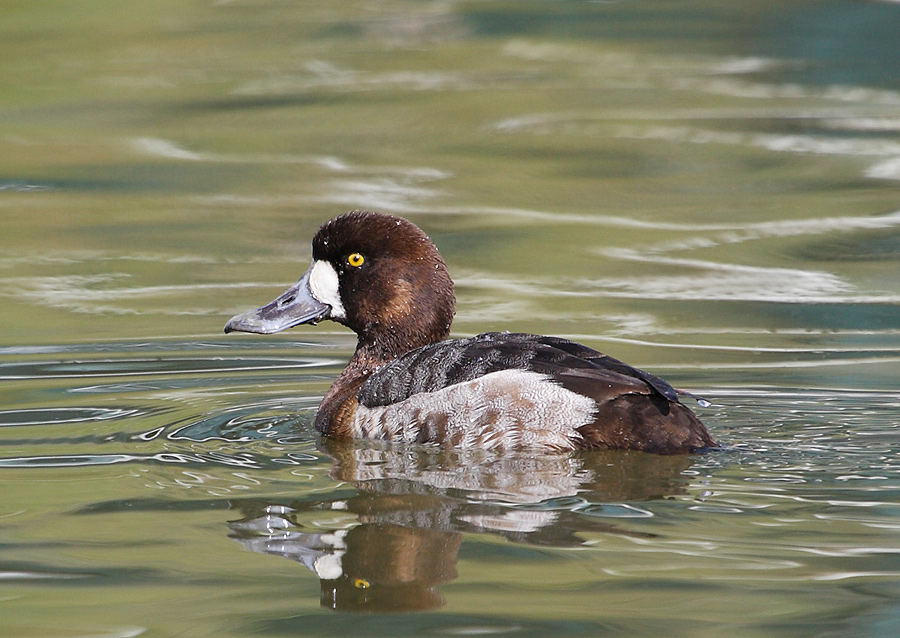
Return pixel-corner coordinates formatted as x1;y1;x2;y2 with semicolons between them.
347;253;365;268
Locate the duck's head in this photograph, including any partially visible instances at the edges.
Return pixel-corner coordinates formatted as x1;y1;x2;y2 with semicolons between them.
225;211;456;359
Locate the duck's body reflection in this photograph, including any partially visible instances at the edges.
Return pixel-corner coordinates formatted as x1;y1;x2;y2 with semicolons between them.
228;441;697;612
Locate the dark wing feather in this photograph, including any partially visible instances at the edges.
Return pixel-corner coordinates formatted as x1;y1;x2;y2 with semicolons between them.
358;332;669;408
529;335;681;402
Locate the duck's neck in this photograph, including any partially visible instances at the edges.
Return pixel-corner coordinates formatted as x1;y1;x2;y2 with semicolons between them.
357;323;447;363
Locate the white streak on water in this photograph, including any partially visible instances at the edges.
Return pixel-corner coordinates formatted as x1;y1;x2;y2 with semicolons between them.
313;177;442;210
131;137;452;188
617;125;900;181
659;357;900;370
133;137;205;161
553;333;900;355
0;250;285;268
708;57;782;75
0;274;274;315
0;571;88;580
866;156;900;179
618;124;900;156
456;263;900;305
232;59;474;95
596;250;851;302
821;117;900;132
133;137;351;170
673;76;900;106
640;210;900;253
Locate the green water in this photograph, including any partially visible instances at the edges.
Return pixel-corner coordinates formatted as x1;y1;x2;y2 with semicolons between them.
2;1;900;636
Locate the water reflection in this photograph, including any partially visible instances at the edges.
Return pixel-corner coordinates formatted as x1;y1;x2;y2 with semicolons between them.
228;440;696;612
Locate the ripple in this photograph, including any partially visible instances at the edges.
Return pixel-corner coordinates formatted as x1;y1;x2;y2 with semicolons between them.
0;451;262;469
0;273;283;316
618;124;900;181
0;454;139;467
0;570;92;580
165;401;317;442
0;182;51;192
0;355;339;380
578;503;655;519
0;407;143;427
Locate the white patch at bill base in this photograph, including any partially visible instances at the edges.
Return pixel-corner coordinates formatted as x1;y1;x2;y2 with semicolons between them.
308;260;346;319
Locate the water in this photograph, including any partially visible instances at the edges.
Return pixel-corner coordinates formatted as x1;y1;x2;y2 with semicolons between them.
2;1;900;636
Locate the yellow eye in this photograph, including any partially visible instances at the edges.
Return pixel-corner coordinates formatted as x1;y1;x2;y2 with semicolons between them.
347;253;365;268
353;578;370;589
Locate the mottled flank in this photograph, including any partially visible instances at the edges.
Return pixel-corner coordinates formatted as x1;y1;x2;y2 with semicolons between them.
351;370;596;451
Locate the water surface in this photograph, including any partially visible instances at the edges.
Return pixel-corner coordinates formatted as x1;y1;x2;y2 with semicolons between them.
2;1;900;636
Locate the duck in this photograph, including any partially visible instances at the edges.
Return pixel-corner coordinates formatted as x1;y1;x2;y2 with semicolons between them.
225;210;716;454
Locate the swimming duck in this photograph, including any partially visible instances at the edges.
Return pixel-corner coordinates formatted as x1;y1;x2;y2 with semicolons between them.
225;210;716;454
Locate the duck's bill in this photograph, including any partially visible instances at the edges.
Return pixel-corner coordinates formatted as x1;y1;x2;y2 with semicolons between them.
224;270;331;335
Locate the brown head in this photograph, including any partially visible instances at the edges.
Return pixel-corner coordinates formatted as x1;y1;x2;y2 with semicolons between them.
225;211;456;361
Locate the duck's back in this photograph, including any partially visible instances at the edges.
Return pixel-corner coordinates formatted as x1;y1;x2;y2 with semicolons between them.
353;333;715;454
